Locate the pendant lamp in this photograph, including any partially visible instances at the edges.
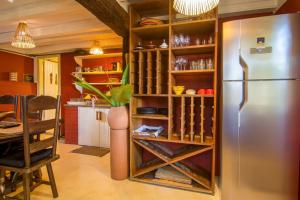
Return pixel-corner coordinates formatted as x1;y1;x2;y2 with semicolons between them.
90;41;104;55
11;22;36;49
173;0;219;16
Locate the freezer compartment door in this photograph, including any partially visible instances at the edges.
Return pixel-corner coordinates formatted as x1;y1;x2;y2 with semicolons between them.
222;80;300;200
223;20;243;81
240;14;300;80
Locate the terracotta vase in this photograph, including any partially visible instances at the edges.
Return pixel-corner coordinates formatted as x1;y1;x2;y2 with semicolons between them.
107;106;129;180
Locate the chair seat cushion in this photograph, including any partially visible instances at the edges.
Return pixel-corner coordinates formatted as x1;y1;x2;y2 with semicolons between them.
0;148;53;168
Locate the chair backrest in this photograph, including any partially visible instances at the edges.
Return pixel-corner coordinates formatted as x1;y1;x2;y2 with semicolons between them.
21;95;61;167
0;95;18;119
21;95;43;121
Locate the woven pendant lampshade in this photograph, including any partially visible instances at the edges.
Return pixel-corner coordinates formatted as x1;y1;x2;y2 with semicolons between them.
11;22;36;49
173;0;219;16
90;41;104;55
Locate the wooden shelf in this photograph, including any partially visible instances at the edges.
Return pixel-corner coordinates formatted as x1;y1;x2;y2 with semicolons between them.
172;163;211;190
172;44;215;56
72;71;122;75
131;24;169;39
132;135;213;146
74;82;121;86
171;94;214;98
74;53;122;66
91;82;121;86
133;48;168;53
172;19;216;34
133;140;213;189
133;160;167;178
129;1;218;194
132;114;168;120
133;94;168;97
171;70;214;75
131;175;212;194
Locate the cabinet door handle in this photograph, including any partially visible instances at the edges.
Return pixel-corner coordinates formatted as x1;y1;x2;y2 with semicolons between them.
99;112;102;121
96;111;99;120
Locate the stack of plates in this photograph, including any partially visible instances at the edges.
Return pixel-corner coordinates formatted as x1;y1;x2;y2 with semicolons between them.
9;72;18;82
140;18;164;27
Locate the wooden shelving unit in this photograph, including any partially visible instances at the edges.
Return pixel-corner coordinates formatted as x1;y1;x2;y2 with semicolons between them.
72;71;122;75
72;53;123;88
172;44;215;55
129;0;218;194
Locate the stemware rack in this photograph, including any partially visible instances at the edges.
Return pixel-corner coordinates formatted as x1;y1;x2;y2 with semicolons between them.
129;0;218;194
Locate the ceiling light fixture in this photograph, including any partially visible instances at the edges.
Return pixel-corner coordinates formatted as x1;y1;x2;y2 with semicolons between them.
89;41;104;55
173;0;219;16
11;22;36;49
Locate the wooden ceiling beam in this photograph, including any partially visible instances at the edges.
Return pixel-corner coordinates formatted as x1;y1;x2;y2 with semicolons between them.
75;0;129;38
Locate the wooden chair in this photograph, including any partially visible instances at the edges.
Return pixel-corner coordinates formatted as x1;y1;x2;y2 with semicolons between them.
0;95;18;121
0;95;61;200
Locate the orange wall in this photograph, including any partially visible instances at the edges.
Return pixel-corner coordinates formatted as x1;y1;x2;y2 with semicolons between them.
60;52;123;109
60;52;81;135
82;57;122;70
0;51;34;82
60;51;122;136
0;51;36;119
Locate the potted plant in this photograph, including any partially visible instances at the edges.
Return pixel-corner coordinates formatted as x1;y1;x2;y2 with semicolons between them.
74;64;131;180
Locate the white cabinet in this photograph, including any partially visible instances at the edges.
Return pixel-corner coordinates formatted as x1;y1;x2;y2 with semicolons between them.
98;108;110;148
78;107;110;148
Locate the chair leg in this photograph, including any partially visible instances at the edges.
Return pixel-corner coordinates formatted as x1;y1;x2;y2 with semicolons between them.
46;163;58;198
23;173;31;200
0;169;5;200
11;172;19;192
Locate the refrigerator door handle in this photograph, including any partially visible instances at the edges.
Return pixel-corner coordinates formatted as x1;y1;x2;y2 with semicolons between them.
239;51;248;111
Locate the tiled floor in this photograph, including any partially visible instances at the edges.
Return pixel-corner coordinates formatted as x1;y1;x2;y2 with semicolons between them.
19;142;221;200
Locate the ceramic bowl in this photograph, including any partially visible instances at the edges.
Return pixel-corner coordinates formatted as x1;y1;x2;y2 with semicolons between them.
173;86;185;95
186;89;196;95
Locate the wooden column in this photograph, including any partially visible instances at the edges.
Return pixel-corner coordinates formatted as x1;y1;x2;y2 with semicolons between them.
138;52;144;94
180;96;185;141
147;51;153;94
190;96;195;142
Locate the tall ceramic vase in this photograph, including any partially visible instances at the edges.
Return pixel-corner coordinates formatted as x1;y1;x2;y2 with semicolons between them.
107;106;129;180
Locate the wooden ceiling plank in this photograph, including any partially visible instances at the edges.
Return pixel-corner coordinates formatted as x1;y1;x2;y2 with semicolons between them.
30;32;120;46
75;0;129;38
0;19;112;44
0;38;122;55
0;0;85;22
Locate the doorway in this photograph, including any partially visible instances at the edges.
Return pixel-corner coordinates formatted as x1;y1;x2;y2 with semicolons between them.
37;55;61;120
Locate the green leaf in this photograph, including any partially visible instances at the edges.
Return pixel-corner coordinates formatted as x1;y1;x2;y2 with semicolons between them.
110;84;132;106
74;77;112;105
72;71;132;107
121;64;129;85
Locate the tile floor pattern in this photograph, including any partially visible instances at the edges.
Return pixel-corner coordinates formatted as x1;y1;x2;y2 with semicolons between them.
15;143;221;200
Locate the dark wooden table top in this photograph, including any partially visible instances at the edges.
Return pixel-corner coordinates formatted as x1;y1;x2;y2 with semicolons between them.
0;123;23;144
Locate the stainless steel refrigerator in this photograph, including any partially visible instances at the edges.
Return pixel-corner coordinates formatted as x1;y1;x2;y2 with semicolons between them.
221;14;300;200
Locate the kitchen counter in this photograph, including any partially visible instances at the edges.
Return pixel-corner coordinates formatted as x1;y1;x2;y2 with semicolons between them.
64;103;111;145
64;104;111;108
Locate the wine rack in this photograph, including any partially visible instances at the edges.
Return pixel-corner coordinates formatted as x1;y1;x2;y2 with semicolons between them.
129;0;218;194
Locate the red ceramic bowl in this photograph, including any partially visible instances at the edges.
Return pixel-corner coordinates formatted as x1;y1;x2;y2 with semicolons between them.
206;89;214;95
197;89;206;95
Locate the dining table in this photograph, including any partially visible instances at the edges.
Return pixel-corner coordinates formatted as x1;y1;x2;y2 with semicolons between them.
0;123;23;144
